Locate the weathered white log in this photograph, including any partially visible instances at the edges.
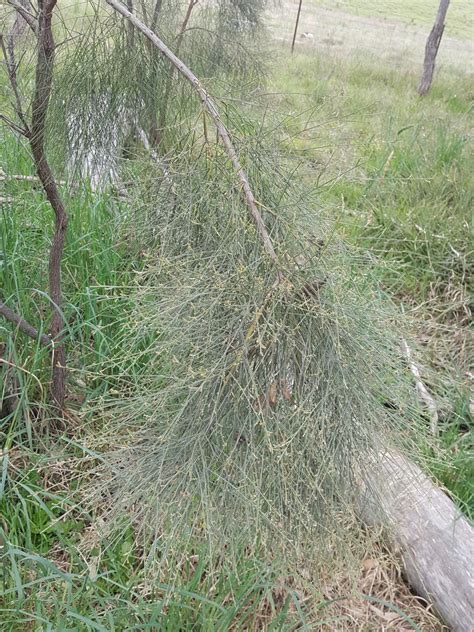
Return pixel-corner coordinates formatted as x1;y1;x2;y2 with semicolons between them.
360;450;474;631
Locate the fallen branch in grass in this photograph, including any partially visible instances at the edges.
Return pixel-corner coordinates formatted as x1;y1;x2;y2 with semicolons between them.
104;0;279;267
401;338;438;436
360;449;474;631
0;169;67;187
0;299;51;347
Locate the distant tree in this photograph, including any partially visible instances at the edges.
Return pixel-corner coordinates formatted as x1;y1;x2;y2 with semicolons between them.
291;0;303;53
418;0;450;96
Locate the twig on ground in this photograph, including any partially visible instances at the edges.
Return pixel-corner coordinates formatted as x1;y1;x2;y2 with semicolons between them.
401;338;438;436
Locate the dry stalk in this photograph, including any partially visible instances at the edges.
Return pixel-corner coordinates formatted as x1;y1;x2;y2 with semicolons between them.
401;338;438;436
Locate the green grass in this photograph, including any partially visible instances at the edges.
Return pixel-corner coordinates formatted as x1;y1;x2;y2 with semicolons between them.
0;132;150;439
0;454;310;630
268;45;473;516
310;0;474;40
0;130;314;630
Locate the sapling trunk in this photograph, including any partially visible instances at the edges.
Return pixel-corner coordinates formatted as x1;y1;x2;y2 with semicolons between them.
29;0;69;409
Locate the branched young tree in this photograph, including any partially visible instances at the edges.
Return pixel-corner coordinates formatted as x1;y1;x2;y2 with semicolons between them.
1;0;68;411
418;0;450;96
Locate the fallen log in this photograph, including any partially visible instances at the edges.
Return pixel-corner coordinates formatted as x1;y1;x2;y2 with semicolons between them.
359;450;474;631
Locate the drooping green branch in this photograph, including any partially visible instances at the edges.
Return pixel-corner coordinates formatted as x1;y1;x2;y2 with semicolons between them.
104;0;279;267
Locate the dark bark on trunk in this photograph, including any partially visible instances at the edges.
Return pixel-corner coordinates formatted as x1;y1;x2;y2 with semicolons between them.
418;0;450;96
29;0;68;410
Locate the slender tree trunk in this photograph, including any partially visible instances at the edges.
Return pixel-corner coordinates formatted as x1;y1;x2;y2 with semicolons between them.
291;0;303;53
418;0;450;96
29;0;68;409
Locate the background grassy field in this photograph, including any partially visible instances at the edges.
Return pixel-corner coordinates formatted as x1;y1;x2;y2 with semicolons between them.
267;0;473;517
0;0;472;628
311;0;474;39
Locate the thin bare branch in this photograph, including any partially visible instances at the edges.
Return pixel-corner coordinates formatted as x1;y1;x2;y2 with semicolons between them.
6;0;38;34
291;0;303;53
0;299;52;347
0;33;30;133
0;169;66;186
104;0;279;266
0;113;28;136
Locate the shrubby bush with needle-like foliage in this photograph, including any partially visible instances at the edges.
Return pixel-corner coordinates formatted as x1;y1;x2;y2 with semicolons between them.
84;103;426;568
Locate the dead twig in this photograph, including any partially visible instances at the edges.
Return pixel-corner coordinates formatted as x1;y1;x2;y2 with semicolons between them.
401;338;438;436
0;113;29;137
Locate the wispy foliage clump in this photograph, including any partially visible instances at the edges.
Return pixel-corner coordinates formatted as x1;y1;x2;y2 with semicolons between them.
45;0;270;184
1;0;426;567
88;103;423;565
